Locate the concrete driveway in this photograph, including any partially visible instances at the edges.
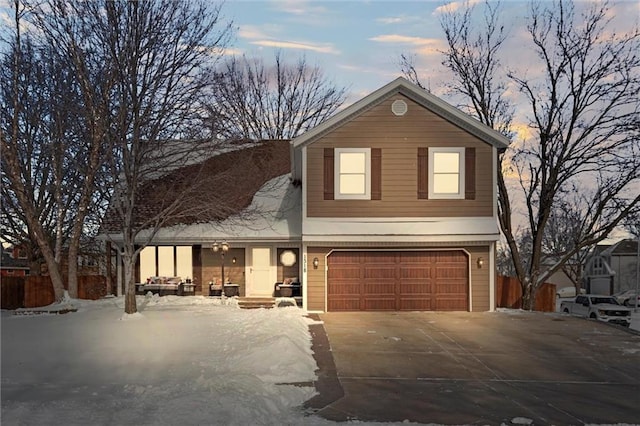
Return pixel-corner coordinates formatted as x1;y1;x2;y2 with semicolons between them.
305;311;640;425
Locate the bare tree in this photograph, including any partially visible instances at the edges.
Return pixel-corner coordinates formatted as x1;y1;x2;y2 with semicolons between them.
29;0;234;314
205;52;347;140
1;0;106;300
403;0;640;309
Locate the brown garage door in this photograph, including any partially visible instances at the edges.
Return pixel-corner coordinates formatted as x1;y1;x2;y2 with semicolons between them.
327;251;468;311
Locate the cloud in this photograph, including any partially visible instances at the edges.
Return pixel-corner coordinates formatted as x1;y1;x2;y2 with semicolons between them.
377;17;403;24
238;25;280;40
250;40;339;55
432;0;481;16
269;0;330;17
370;34;445;56
376;15;423;25
369;34;441;46
239;24;338;55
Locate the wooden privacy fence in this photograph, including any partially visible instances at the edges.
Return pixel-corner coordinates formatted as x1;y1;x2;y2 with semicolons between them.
497;275;556;312
1;275;108;309
1;276;25;310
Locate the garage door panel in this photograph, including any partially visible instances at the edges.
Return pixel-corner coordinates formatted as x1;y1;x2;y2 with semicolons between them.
399;280;433;294
401;267;432;279
363;282;395;295
364;266;396;279
329;268;361;280
329;297;361;311
434;296;468;311
436;267;467;279
327;251;468;312
364;297;397;310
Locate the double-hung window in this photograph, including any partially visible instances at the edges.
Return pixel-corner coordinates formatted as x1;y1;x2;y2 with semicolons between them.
334;148;371;200
429;147;465;199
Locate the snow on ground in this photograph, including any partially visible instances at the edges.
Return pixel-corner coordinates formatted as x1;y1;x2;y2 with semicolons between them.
3;295;638;425
1;295;424;426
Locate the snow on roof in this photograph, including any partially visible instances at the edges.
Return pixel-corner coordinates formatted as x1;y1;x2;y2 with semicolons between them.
100;140;292;237
143;173;301;244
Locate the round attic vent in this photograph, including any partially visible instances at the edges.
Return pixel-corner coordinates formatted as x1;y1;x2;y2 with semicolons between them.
391;99;408;116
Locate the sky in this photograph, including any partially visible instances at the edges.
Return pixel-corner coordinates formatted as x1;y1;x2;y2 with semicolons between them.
218;0;640;105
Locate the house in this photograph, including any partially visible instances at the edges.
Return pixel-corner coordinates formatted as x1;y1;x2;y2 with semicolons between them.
1;246;30;277
101;77;510;312
583;238;639;295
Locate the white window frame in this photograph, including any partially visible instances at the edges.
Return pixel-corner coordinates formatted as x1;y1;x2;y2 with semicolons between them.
428;147;465;199
334;148;371;200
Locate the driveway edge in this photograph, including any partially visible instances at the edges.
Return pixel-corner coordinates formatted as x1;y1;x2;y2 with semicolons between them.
303;314;344;414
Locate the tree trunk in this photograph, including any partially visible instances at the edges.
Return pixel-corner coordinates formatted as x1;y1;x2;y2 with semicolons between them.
123;253;137;314
67;244;79;299
521;279;535;311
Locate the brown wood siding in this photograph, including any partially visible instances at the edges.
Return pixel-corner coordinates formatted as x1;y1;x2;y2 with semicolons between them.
326;250;469;312
467;245;491;311
306;95;494;218
307;247;331;311
201;247;246;296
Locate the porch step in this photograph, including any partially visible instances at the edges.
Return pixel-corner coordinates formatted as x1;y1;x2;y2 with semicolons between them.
237;297;276;309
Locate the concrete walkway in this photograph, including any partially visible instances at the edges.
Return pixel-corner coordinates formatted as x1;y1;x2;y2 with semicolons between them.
306;311;640;425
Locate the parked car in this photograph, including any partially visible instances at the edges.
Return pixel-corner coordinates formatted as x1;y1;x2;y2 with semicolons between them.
612;289;640;307
560;294;632;327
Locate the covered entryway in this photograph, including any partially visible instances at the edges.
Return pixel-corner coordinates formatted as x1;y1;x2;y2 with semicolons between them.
327;250;468;311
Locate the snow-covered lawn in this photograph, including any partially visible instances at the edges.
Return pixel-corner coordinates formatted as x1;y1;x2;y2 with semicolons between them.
1;295;324;425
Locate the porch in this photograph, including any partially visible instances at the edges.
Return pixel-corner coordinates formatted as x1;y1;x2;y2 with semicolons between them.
120;244;302;301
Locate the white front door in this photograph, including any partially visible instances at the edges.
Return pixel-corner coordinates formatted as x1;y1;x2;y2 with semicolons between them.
249;247;273;296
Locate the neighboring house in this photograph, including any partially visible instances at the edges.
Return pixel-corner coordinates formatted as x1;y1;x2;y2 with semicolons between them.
583;239;639;295
1;246;30;277
100;77;510;312
540;253;586;291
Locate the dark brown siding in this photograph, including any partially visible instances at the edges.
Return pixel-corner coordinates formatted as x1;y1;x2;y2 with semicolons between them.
417;147;428;199
371;148;382;200
465;147;476;200
323;148;334;200
306;95;494;218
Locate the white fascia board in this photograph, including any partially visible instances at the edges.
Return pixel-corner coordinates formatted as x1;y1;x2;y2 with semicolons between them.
302;216;501;242
302;234;500;243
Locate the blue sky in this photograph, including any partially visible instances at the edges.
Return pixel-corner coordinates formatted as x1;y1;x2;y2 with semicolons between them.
220;0;640;105
221;0;453;102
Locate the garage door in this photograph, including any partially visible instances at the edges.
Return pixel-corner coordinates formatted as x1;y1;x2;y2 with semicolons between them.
327;251;468;311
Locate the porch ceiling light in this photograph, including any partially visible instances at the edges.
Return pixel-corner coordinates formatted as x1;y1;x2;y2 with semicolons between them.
212;241;229;253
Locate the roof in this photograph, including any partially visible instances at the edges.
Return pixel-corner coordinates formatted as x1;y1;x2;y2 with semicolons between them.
290;77;511;181
1;251;29;270
601;239;639;256
139;173;301;244
100;140;291;235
